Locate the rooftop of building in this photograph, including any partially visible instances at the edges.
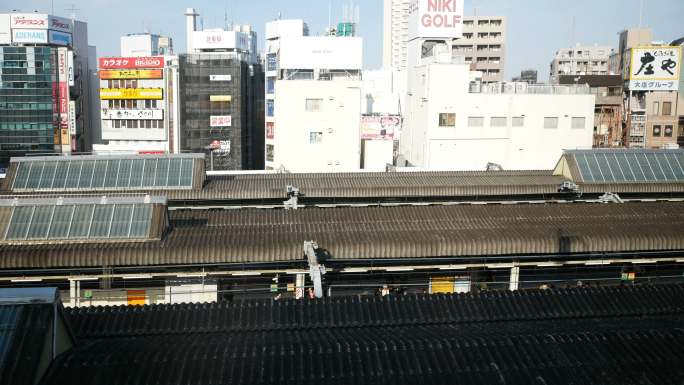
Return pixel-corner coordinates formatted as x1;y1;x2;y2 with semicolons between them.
0;200;682;270
24;283;684;384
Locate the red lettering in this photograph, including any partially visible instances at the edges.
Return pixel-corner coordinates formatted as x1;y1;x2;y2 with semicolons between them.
427;0;440;12
421;14;432;27
443;0;454;12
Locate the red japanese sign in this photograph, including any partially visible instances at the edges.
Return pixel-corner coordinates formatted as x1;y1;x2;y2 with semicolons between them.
99;56;165;69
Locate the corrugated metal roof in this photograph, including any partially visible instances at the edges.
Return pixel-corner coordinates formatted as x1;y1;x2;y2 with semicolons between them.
0;202;682;269
39;285;684;385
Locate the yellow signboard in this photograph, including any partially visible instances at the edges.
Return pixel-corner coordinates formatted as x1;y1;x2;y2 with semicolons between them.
209;95;232;102
99;69;163;79
100;88;163;100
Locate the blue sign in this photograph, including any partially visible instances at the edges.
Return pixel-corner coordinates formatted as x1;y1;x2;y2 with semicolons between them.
12;29;47;44
49;30;72;46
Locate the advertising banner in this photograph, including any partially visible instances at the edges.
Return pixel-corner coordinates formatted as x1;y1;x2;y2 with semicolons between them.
57;48;69;146
48;30;72;46
210;115;232;127
192;30;249;51
99;56;165;69
101;109;164;120
209;95;232;102
360;115;401;140
12;29;48;44
67;51;74;86
68;101;76;136
279;36;362;70
266;122;274;139
628;46;681;91
99;88;163;100
49;15;72;33
408;0;464;40
0;15;11;44
99;69;163;79
209;74;232;81
10;13;49;29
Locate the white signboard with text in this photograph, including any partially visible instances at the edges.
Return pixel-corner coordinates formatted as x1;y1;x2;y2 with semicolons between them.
0;15;11;44
210;115;232;127
628;46;681;91
409;0;464;40
101;109;164;120
278;36;362;70
12;29;48;44
192;30;249;51
209;74;232;82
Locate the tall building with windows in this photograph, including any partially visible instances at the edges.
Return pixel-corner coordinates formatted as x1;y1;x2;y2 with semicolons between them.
265;19;362;172
178;8;263;171
383;0;410;70
0;13;93;168
452;16;506;83
549;44;613;83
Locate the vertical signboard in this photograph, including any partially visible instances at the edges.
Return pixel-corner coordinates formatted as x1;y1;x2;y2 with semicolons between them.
57;48;70;148
0;15;11;44
67;51;74;86
628;46;681;91
408;0;464;40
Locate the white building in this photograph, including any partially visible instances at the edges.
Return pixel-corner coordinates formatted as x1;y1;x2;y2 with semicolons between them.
383;0;410;70
94;34;181;154
265;19;363;172
399;1;594;171
550;44;614;83
453;16;506;83
185;8;257;64
121;33;173;57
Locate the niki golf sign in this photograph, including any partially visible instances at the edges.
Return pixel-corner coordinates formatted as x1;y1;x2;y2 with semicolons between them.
409;0;464;40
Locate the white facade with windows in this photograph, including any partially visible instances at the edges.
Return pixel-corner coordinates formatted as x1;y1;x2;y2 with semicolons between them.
265;19;362;172
550;44;614;83
399;60;595;171
94;55;181;154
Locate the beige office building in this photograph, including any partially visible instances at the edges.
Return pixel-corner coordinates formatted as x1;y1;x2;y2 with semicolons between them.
452;16;506;83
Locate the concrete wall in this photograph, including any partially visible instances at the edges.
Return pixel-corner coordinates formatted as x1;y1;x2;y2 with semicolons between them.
271;80;361;172
400;62;595;171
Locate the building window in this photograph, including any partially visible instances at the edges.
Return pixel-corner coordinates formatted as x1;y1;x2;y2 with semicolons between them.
439;113;456;127
571;117;586;129
266;122;274;139
309;131;323;144
662;102;672;116
266;54;277;71
113;120;121;129
664;125;673;137
652;125;661;137
512;117;524;127
544;117;559;129
266;144;274;162
490;117;507;127
653;101;659;115
266;78;275;94
468;117;484;127
266;100;274;117
305;98;323;112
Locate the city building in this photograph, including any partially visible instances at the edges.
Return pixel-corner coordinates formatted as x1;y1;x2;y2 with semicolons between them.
558;75;623;147
615;28;681;149
512;69;537;84
549;44;613;83
452;16;507;83
360;69;405;170
179;8;263;170
0;12;94;167
120;32;173;57
398;3;593;171
383;0;410;70
264;19;362;172
383;0;506;83
95;50;181;154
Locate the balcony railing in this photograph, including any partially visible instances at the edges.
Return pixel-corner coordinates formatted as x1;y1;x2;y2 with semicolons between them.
472;82;591;95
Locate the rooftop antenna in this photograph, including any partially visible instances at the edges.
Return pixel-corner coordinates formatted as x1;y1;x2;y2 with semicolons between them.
51;0;54;14
328;0;332;29
638;0;644;27
65;3;79;20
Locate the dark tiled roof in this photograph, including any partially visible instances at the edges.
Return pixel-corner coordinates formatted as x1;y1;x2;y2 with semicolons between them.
557;74;623;87
0;202;683;269
40;285;684;385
